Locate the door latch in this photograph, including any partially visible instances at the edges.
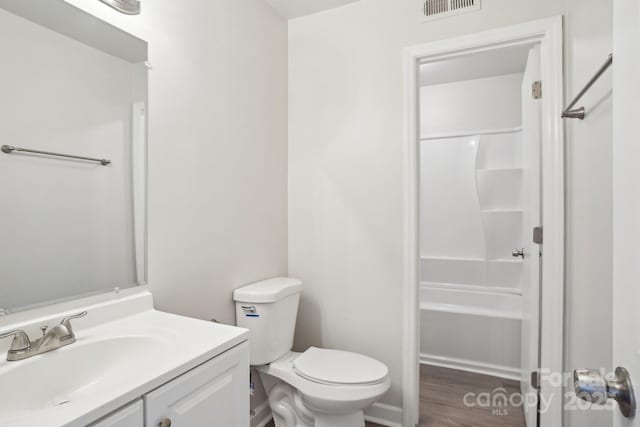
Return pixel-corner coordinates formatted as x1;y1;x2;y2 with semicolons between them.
533;226;543;244
531;371;541;390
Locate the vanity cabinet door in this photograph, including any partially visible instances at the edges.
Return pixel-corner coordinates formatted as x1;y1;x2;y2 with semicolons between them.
89;399;143;427
145;342;249;427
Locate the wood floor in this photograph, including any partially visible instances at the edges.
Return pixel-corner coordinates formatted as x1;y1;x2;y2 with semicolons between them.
266;421;381;426
419;365;525;427
265;365;525;427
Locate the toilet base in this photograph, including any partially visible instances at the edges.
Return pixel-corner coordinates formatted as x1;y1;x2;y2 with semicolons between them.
261;372;368;427
314;411;365;427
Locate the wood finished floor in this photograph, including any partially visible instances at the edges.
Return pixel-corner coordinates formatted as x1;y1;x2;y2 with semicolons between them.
265;365;525;427
419;365;525;427
266;421;381;427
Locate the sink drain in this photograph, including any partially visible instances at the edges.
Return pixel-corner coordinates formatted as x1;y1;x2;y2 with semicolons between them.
56;400;71;406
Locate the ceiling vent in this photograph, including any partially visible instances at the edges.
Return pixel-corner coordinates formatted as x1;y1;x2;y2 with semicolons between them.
422;0;481;22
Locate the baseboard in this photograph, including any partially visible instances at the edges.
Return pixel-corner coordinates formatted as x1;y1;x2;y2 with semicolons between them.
250;400;273;427
364;402;403;427
420;353;521;381
251;401;402;427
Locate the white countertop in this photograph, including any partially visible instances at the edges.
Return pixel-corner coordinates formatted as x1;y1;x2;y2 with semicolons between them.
0;306;248;427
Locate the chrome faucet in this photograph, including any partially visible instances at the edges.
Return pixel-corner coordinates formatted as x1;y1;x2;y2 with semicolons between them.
0;311;87;361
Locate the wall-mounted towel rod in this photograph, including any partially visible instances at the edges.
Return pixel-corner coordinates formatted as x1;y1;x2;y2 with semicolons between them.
562;53;613;120
1;145;111;166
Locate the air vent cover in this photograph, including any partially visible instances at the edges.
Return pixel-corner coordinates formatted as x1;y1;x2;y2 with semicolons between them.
422;0;481;21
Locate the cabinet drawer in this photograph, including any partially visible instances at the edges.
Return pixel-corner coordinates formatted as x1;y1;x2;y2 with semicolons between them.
88;399;143;427
145;342;249;427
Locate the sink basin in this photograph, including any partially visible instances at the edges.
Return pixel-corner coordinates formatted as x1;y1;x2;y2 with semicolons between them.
0;335;166;420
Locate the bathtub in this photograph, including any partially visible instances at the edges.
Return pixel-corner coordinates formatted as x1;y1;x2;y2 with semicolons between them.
419;258;523;380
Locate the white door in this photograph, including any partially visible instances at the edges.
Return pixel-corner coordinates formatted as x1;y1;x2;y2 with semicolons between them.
520;45;542;427
612;0;640;425
145;343;249;427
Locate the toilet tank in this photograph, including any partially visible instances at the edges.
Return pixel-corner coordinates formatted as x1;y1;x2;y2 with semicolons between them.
233;277;302;365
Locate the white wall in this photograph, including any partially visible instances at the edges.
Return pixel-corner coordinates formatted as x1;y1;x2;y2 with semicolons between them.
420;73;524;135
288;0;567;411
63;0;289;326
145;1;289;326
0;7;142;310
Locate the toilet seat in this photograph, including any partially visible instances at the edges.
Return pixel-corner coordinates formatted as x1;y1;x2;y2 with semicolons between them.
256;351;391;405
293;347;388;386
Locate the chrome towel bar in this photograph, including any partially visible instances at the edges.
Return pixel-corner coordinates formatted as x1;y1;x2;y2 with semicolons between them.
562;53;613;120
1;145;111;166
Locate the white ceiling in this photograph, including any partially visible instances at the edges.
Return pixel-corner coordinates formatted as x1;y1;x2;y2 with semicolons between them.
420;45;533;86
264;0;361;19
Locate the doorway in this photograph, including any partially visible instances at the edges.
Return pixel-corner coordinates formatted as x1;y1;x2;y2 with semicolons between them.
402;17;565;427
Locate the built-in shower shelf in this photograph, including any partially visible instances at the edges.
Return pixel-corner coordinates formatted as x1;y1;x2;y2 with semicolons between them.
489;258;523;264
421;281;522;296
481;209;523;213
476;167;523;173
420;255;484;262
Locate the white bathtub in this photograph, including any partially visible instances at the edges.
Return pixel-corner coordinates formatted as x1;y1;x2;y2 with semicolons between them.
419;259;523;380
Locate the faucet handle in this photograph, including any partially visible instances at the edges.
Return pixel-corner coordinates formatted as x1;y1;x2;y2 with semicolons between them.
60;311;87;336
0;330;31;352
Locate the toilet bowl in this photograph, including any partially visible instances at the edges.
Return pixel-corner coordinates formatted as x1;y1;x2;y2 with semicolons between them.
258;349;391;427
234;277;390;427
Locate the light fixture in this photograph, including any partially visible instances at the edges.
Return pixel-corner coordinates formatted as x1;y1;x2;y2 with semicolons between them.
99;0;140;15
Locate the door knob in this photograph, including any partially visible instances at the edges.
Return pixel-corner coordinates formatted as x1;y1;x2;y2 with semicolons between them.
159;418;172;427
512;248;525;259
574;367;636;418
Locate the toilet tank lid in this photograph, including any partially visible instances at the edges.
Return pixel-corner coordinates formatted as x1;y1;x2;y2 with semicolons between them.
233;277;303;303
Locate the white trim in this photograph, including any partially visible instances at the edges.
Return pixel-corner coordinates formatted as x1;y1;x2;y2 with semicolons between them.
420;355;522;381
403;16;565;427
131;101;147;286
402;36;421;427
250;401;273;427
421;126;522;141
364;403;404;427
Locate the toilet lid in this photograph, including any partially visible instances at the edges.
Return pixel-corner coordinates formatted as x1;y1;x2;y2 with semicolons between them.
293;347;388;385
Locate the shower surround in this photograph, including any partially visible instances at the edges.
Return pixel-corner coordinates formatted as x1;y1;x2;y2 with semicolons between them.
419;128;525;379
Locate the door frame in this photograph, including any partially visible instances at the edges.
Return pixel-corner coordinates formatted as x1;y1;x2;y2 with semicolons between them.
402;16;565;427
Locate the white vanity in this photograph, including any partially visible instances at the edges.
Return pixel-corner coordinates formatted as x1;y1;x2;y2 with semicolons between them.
0;291;249;427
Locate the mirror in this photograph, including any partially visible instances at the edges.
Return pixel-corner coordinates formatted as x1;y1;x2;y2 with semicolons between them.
0;0;148;314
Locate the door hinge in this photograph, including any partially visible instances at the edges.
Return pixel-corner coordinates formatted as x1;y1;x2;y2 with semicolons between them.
533;226;543;244
531;371;541;390
532;81;542;99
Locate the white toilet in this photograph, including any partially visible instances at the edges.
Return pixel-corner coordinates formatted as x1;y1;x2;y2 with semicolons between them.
234;277;391;427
